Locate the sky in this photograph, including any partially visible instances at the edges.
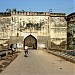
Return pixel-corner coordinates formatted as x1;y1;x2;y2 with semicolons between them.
0;0;74;15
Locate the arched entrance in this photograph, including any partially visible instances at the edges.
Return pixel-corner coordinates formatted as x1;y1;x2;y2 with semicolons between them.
24;35;37;49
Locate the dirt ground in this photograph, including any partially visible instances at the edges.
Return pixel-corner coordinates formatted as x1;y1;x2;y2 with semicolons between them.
0;51;21;73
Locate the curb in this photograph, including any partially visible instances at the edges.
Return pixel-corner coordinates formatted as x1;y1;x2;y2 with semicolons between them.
44;49;75;63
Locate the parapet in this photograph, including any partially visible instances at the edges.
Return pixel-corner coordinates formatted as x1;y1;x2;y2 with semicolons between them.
0;12;11;17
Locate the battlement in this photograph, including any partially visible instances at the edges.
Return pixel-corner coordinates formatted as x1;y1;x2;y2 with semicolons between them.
11;11;66;16
0;11;66;17
67;12;75;18
11;11;49;16
0;12;11;17
50;13;66;17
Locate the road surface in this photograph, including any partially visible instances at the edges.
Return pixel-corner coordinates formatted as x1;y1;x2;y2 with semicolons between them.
1;49;75;75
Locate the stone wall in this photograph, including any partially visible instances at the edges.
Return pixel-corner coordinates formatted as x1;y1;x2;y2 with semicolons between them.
67;12;75;50
37;36;49;49
0;11;67;50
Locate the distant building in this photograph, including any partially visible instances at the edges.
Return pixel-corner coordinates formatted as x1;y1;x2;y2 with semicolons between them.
67;12;75;50
0;11;67;50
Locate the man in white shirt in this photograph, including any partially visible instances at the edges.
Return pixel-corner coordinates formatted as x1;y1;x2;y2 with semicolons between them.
24;45;28;55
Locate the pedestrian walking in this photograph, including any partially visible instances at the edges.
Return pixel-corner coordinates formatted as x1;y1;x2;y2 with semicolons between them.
24;45;28;57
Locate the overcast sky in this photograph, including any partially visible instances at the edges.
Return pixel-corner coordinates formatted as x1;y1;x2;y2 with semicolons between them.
0;0;74;14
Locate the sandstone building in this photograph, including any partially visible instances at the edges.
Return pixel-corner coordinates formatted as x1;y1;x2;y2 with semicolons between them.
0;11;67;50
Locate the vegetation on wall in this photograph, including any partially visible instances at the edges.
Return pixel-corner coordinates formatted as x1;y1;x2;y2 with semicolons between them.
20;21;44;31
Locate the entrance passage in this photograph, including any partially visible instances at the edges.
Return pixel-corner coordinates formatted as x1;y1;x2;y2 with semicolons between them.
24;35;37;49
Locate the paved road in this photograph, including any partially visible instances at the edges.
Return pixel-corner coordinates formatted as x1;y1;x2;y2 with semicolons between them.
0;49;75;75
